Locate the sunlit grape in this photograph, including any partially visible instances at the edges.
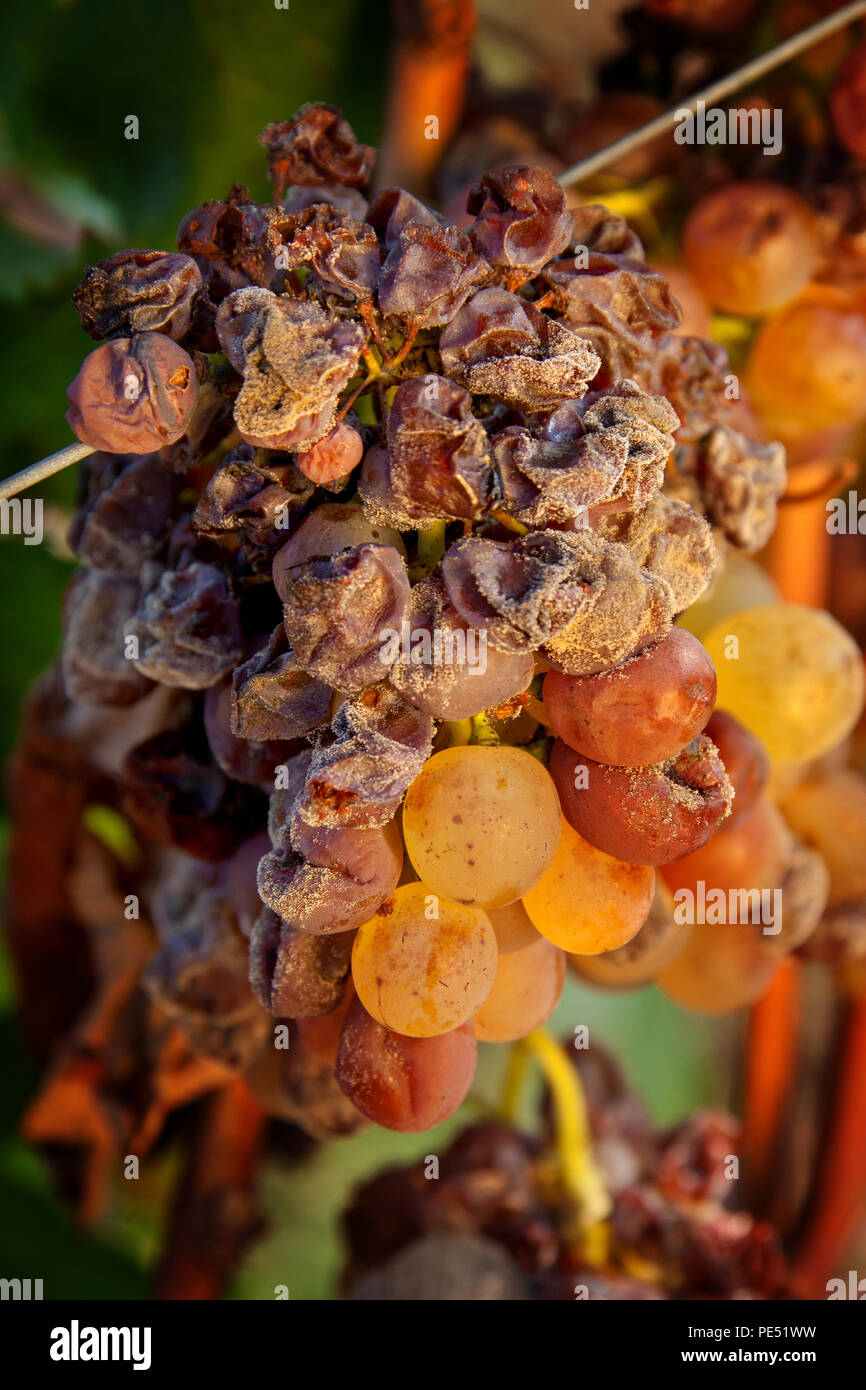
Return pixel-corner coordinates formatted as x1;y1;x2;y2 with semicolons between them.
658;921;778;1014
781;769;866;904
570;879;691;990
351;882;497;1037
485;900;542;954
678;550;780;641
543;628;717;767
402;745;562;907
472;916;564;1042
683;183;819;316
703;710;770;826
703;604;865;765
746;295;866;437
523;817;654;954
660;795;791;899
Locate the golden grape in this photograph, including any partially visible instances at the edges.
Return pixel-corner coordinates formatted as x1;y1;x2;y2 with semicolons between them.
522;817;654;954
473;912;564;1041
402;745;562;907
703;604;864;765
351;882;497;1037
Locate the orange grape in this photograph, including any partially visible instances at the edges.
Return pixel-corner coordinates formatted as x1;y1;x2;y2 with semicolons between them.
683;183;819;316
747;296;866;437
571;879;691;990
781;770;866;904
485;899;543;953
523;817;654;954
473;915;564;1042
351;882;497;1037
658;920;778;1014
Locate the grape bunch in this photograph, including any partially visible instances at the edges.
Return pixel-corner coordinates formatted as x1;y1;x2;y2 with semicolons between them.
45;99;862;1142
341;1039;789;1301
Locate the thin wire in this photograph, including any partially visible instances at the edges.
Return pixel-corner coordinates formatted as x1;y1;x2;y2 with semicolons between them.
558;0;866;188
0;440;94;503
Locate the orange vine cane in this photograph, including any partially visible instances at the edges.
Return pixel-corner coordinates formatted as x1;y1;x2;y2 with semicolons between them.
747;457;866;1291
377;0;476;193
791;995;866;1296
744;459;858;1199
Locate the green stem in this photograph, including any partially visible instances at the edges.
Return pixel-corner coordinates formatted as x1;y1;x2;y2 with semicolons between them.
414;520;446;577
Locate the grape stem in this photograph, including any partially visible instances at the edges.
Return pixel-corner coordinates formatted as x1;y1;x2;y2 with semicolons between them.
502;1028;612;1257
490;508;529;536
414;518;446;576
444;718;472;746
469;712;499;745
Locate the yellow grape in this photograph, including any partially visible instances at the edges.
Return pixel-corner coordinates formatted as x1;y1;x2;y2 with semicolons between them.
402;745;562;908
678;550;780;640
658;921;778;1015
522;817;654;954
485;900;542;954
703;604;864;765
473;909;565;1042
747;295;866;437
351;882;497;1037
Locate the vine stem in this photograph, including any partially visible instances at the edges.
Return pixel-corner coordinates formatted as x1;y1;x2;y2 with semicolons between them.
502;1029;611;1259
377;0;476;193
415;518;446;572
791;996;866;1296
152;1079;265;1300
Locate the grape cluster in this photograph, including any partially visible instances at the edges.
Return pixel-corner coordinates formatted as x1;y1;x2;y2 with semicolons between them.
53;102;809;1138
341;1041;789;1300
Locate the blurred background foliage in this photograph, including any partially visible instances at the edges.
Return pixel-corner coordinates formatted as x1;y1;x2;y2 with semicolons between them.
0;0;720;1299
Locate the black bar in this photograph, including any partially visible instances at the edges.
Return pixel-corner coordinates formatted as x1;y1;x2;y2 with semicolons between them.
0;1295;859;1375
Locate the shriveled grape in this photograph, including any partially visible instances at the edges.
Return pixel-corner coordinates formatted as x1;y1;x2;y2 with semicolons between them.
551;736;733;867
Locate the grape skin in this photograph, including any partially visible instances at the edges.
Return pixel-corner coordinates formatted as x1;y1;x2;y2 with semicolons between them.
523;816;654;954
351;882;497;1037
702;604;865;766
336;996;477;1131
402;745;562;908
683;183;819;317
472;929;564;1042
570;879;691;991
658;921;778;1015
543;629;717;767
